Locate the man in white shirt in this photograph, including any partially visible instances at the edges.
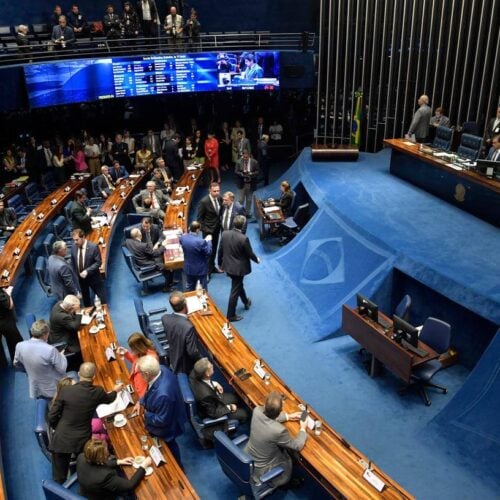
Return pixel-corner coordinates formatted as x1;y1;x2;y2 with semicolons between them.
220;191;246;232
164;5;183;50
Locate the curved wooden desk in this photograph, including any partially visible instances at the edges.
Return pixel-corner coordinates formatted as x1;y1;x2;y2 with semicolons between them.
86;174;146;276
163;167;205;271
78;306;199;500
187;292;414;500
0;178;88;287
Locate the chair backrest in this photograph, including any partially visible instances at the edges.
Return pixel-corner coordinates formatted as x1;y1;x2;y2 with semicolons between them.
63;201;73;224
25;313;36;335
432;126;453;151
42;479;84;500
43;233;56;258
41;172;56;191
122;246;140;280
457;133;482;160
419;317;451;354
177;373;198;421
293;203;310;229
7;194;25;213
290;190;297;212
24;182;40;203
213;431;254;496
394;294;412;322
52;215;69;240
462;121;479;136
34;398;52;462
127;212;153;226
124;224;140;241
35;256;52;297
133;298;149;336
91;177;101;198
0;26;13;36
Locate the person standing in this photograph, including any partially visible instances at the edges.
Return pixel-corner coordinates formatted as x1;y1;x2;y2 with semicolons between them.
70;190;92;234
205;131;220;184
48;362;123;484
218;215;260;322
0;286;23;367
484;106;500;148
164;5;183;51
71;229;106;307
406;94;432;142
47;241;81;301
136;0;158;38
197;182;223;276
220;191;246;233
235;150;259;218
179;221;212;291
14;319;67;399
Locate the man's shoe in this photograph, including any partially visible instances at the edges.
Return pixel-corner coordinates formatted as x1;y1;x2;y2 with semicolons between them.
162;285;174;292
214;268;225;274
244;299;252;310
228;315;243;322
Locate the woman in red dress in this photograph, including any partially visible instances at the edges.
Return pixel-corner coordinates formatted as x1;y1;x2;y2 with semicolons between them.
204;131;220;183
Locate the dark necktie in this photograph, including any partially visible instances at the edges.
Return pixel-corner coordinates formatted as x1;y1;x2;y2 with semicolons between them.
78;248;84;273
146;231;152;246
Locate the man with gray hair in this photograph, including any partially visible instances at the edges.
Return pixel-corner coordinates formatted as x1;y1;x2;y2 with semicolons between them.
135;355;187;465
49;295;82;368
220;191;246;233
14;319;67;399
407;94;432;142
47;240;81;301
218;215;260;322
95;165;115;198
132;180;169;219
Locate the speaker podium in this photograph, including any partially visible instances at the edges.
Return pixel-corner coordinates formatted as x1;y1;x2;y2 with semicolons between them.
311;143;359;161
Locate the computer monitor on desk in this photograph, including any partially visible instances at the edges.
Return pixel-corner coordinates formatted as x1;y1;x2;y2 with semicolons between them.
356;293;378;322
392;315;418;347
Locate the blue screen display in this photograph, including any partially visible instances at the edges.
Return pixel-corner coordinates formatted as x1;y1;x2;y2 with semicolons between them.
24;51;280;108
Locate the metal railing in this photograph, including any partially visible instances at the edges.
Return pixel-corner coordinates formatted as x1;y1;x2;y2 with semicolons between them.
0;31;316;66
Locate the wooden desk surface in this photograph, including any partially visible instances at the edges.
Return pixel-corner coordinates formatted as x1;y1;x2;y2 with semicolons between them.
78;306;199;500
163;167;204;271
342;305;439;383
254;196;285;240
384;138;500;193
1;177;29;202
188;292;413;499
0;178;88;287
86;174;146;276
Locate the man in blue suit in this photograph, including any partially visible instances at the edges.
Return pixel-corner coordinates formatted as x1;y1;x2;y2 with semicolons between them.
486;134;500;161
180;221;212;291
109;160;129;183
135;355;187;466
47;240;81;301
220;191;247;233
71;229;106;307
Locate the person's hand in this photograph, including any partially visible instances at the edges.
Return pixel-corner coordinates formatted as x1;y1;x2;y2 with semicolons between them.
117;457;135;466
132;401;143;416
205;234;212;241
287;411;302;421
230;404;237;412
79;270;88;279
213;381;223;394
116;346;127;356
77;292;82;300
113;382;125;392
256;257;261;264
86;208;91;215
140;456;153;469
299;419;308;432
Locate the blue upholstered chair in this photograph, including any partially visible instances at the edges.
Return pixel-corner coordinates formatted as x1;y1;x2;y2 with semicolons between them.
35;256;53;297
394;294;412;322
122;246;165;295
123;224;140;240
41;172;56;192
127;212;158;226
34;398;52;461
133;298;166;337
43;233;56;258
24;182;47;204
404;317;451;406
461;121;479;136
177;374;238;448
432;126;453;151
42;476;83;500
52;215;72;241
25;313;36;335
7;194;30;220
63;201;73;225
457;133;482;160
278;202;309;244
213;431;285;499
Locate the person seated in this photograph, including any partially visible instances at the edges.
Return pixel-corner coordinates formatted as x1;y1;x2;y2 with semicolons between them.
430;107;450;128
51;5;63;26
269;181;293;217
116;332;159;398
486;134;500;161
109;160;129;183
189;357;248;439
103;4;122;39
77;438;152;498
245;391;307;490
96;165;115;198
66;4;89;38
132;181;169;219
140;216;163;248
135;144;153;170
51;15;76;48
150;167;170;193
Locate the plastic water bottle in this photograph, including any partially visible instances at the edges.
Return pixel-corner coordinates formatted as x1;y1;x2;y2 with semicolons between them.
196;280;203;299
94;295;102;312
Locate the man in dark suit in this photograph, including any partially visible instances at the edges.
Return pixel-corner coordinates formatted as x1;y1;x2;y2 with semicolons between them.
140;216;163;248
71;229;106;307
0;200;17;238
49;294;83;356
179;221;212;291
189;357;248;436
110;134;131;172
109;160;129;183
220;191;246;233
132;180;169;220
95;165;115;198
136;0;159;38
125;227;174;291
163;133;184;181
486;134;500;161
135;355;186;464
161;291;201;374
142;129;161;158
48;362;123;483
406;94;432;142
47;241;81;301
218;215;260;322
51;15;76;48
245;391;307;489
235;150;260;218
197;182;223;276
70;190;92;234
484;106;500;147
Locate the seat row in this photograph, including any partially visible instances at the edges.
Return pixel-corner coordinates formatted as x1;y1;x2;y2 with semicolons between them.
432;126;483;160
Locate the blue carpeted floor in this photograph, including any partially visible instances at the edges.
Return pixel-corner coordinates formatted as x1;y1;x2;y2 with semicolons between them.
1;151;499;499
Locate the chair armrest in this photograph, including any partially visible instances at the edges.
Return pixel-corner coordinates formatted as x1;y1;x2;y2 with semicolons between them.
259;465;285;483
148;307;168;316
232;434;249;447
63;472;78;489
138;264;157;273
201;415;228;427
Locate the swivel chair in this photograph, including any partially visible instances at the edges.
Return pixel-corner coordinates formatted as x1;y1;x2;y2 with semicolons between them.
122;246;165;295
394;294;412;322
432;126;453;151
42;476;83;500
278;203;309;245
457;133;482;160
35;256;53;297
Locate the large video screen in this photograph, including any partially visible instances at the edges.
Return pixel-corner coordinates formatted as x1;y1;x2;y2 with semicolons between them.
24;51;280;108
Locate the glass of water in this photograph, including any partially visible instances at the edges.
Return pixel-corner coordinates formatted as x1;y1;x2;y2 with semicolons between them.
140;435;148;451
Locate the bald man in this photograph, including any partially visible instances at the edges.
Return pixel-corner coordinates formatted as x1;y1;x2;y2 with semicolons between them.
407;94;432;142
48;362;124;483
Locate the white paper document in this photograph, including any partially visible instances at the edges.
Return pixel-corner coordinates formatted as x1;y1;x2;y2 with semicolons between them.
96;389;134;418
186;296;203;315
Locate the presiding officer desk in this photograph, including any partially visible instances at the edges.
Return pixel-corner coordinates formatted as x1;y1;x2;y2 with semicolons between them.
162;166;204;271
384;138;500;226
78;305;199;499
341;305;438;384
187;292;414;499
0;177;88;287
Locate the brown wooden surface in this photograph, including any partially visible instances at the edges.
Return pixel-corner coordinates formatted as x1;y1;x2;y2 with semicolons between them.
188;292;414;499
78;305;199;500
0;178;88;287
86;174;146;276
384;138;500;193
341;305;439;384
0;468;5;500
162;167;204;271
254;195;285;240
1;177;29;202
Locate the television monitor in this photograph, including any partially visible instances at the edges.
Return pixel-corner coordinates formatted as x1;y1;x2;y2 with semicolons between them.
476;159;499;179
356;293;378;322
392;315;419;348
24;51;280;108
